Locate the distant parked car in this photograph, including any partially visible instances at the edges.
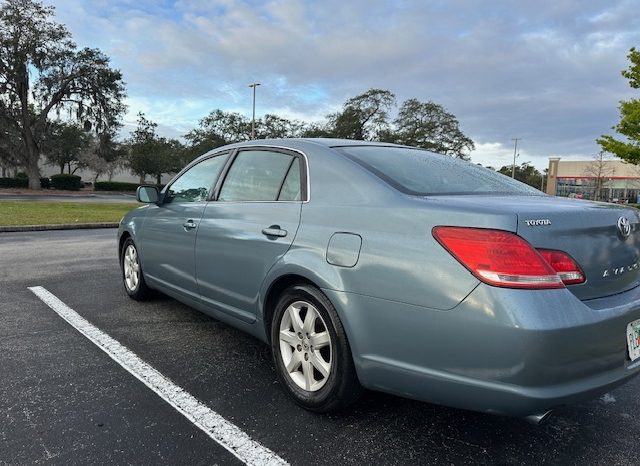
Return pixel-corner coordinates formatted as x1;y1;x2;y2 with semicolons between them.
118;139;640;423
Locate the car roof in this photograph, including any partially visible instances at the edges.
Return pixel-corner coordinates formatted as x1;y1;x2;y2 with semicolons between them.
219;138;406;151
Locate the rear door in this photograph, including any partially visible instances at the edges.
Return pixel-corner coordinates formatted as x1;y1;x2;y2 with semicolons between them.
139;153;229;301
195;148;305;322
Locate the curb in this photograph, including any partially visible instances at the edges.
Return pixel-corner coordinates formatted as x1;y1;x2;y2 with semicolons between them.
0;223;119;233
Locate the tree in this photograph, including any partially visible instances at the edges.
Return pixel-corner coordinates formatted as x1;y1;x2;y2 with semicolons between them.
388;98;475;159
96;130;125;181
498;162;543;189
76;131;125;183
183;109;249;162
597;48;640;163
326;88;396;140
317;89;474;157
256;114;305;139
127;113;158;183
299;122;333;138
183;110;306;162
43;121;90;174
190;109;251;144
151;137;183;185
583;151;616;201
0;116;21;176
622;46;640;88
183;89;475;164
127;113;181;184
0;0;125;189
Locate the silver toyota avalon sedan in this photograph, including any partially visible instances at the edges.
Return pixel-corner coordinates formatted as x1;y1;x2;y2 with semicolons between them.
118;138;640;423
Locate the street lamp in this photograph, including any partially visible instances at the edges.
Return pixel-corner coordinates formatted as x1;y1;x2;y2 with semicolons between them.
248;82;260;139
511;138;521;178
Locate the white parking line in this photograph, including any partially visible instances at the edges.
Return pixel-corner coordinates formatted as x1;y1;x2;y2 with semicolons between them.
28;286;289;466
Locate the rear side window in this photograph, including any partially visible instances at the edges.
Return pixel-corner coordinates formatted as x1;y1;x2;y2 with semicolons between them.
337;146;542;196
278;158;301;201
219;150;295;201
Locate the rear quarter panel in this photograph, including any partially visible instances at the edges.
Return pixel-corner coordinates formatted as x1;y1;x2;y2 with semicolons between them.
262;146;519;317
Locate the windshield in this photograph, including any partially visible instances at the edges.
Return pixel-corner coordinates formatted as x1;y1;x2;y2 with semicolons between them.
336;146;543;196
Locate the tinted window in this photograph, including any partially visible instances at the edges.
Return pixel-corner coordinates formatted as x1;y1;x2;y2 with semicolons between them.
219;150;293;201
165;154;228;203
278;158;301;201
338;146;542;196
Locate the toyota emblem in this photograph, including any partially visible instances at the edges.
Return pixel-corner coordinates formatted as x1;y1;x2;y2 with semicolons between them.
618;216;632;239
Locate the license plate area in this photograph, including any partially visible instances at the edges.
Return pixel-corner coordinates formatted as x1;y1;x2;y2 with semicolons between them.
627;319;640;362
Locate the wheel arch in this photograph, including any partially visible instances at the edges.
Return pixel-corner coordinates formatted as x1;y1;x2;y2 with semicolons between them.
259;250;348;340
118;230;132;262
263;274;318;344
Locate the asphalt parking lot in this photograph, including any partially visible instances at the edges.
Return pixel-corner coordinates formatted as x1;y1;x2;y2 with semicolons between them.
2;229;640;465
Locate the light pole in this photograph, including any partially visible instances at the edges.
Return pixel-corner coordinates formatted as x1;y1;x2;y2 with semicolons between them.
249;82;260;139
511;138;521;178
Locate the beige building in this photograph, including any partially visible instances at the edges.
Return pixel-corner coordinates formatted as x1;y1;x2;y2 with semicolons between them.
39;160;173;185
546;157;640;203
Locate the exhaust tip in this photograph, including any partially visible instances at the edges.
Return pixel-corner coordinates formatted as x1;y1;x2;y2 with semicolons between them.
524;410;553;425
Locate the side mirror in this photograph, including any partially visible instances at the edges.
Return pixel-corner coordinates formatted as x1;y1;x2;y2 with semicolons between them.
136;185;159;204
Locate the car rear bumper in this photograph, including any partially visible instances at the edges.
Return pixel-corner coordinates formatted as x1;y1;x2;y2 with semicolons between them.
323;284;640;417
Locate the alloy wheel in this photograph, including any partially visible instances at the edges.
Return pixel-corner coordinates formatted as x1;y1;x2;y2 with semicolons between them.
278;300;332;391
123;244;140;292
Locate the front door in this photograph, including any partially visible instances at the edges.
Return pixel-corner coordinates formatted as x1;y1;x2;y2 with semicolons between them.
139;153;229;301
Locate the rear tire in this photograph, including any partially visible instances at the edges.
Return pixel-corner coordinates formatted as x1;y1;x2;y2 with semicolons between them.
121;238;152;301
271;284;362;412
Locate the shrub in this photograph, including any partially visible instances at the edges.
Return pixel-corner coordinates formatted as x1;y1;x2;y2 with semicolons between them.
94;181;140;192
0;176;50;189
0;177;28;188
50;173;82;191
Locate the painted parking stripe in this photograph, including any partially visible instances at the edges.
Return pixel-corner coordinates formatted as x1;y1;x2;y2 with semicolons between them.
29;286;288;466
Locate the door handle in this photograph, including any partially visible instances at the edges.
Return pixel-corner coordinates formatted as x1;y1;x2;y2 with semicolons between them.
262;226;287;238
183;220;198;231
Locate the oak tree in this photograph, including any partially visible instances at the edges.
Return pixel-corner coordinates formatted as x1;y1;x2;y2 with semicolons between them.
42;121;90;174
126;113;182;184
327;88;396;140
498;162;543;189
0;0;125;188
388;98;475;159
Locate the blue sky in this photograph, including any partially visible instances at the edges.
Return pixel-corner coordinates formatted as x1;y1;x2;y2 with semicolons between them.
52;0;640;170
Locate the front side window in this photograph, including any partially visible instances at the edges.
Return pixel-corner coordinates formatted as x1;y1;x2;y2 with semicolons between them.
165;154;228;203
218;150;298;201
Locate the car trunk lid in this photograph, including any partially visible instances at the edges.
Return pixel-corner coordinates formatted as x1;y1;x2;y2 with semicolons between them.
512;198;640;300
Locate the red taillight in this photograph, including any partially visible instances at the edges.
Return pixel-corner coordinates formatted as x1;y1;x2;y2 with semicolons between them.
537;249;585;285
432;226;564;289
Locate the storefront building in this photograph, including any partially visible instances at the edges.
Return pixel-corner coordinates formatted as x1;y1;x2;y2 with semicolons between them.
546;157;640;203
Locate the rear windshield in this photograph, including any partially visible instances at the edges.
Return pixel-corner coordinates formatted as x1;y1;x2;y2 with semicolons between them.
336;146;543;196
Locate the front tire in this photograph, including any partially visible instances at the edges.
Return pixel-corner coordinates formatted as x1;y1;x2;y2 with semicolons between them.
271;284;362;412
121;237;152;301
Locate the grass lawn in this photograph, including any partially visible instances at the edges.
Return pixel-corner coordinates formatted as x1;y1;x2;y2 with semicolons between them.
0;201;138;226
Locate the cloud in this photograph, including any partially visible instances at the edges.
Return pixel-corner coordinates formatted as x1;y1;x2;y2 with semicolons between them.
50;0;640;167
